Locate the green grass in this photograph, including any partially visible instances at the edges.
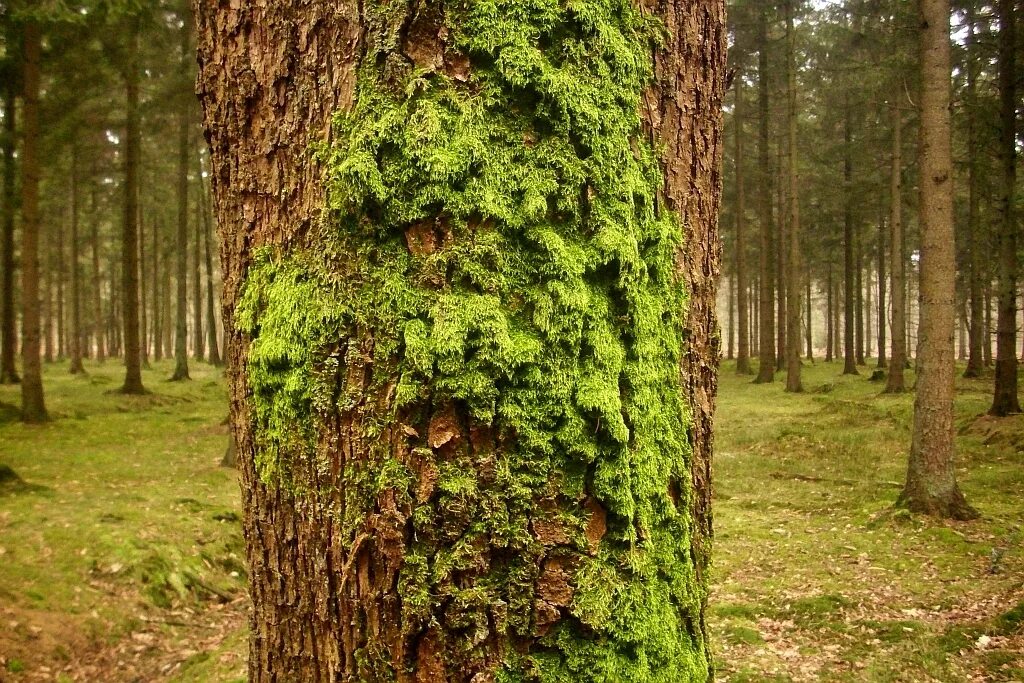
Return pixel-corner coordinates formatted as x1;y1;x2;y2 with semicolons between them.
1;355;1021;681
711;358;1024;682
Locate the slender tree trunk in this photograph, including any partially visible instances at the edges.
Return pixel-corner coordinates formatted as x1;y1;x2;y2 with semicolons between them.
196;1;724;679
120;17;145;394
843;106;858;375
805;271;812;361
193;146;205;362
139;209;150;368
989;0;1020;416
202;172;222;367
171;21;191;382
69;143;85;375
152;206;162;361
727;273;734;360
964;6;984;378
90;177;105;363
900;0;975;519
958;301;968;361
877;215;887;369
0;75;18;384
19;22;47;422
886;101;906;393
56;203;65;361
826;263;834;362
735;76;751;374
855;225;865;366
984;281;992;366
754;6;776;384
833;272;841;360
43;223;53;364
784;0;802;393
776;146;786;373
866;261;873;360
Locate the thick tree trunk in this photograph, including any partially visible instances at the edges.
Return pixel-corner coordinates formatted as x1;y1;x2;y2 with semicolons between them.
1;76;18;384
900;0;975;519
120;17;145;394
735;76;751;375
754;7;776;384
989;0;1020;416
784;0;802;393
19;22;47;422
964;6;984;379
171;23;191;382
69;144;85;375
196;1;723;680
886;102;906;393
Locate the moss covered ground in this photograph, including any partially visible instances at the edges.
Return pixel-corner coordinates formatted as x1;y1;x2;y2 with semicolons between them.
0;357;1021;681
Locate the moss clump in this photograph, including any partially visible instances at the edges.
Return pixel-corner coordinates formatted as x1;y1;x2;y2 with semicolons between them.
237;0;708;679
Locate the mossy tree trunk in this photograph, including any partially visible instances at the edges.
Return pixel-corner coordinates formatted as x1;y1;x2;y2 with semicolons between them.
899;0;975;520
197;0;723;681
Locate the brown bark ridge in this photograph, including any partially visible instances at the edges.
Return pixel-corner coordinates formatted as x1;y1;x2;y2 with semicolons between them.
734;69;751;375
120;15;145;394
19;22;47;422
1;73;19;384
885;101;906;394
754;6;776;384
197;0;723;680
989;0;1021;416
899;0;976;520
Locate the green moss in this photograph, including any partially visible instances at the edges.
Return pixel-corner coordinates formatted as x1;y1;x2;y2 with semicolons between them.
236;0;707;679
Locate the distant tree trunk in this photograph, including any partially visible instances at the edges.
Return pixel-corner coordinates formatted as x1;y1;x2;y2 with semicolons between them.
866;261;873;359
900;0;976;519
19;22;47;422
855;226;865;365
877;215;887;369
958;301;968;361
826;263;834;362
752;276;759;353
201;167;222;367
805;271;812;361
842;108;858;375
43;223;53;364
171;22;191;382
69;143;85;375
0;74;18;384
56;204;65;361
784;0;802;393
192;146;205;362
727;272;734;360
120;16;145;394
776;145;787;374
833;272;841;360
139;210;150;368
989;0;1020;416
152;207;162;361
984;281;992;366
196;0;724;679
964;6;984;379
735;76;751;375
886;101;906;393
755;6;776;384
90;176;105;363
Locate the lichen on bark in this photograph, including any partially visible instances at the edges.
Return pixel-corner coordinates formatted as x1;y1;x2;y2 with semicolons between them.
234;0;709;679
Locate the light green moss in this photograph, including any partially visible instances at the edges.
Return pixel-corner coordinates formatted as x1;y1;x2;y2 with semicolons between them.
237;0;708;679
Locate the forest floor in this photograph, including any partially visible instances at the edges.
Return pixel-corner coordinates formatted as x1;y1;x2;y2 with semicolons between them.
0;358;1021;682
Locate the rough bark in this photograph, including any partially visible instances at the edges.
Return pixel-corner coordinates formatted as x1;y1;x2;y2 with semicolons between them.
196;0;723;680
1;75;18;384
69;143;85;375
989;0;1020;416
784;0;802;393
886;101;906;393
19;22;46;422
754;6;776;384
899;0;976;519
120;16;145;394
171;21;191;383
964;5;984;379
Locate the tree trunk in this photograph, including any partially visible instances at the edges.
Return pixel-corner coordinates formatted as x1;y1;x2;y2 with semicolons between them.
90;175;105;363
193;140;205;363
826;263;834;362
784;0;802;393
877;215;887;369
196;1;724;679
842;106;858;375
152;206;163;361
56;202;66;361
989;0;1020;416
171;21;191;382
139;208;150;368
120;16;145;394
886;101;906;393
754;6;776;384
735;75;751;375
69;143;85;375
727;272;734;360
19;22;47;422
964;5;984;379
201;163;222;367
805;270;812;361
0;73;18;384
776;145;786;373
900;0;976;519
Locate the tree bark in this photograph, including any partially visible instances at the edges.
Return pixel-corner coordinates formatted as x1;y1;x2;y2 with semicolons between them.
171;19;191;382
120;16;145;394
877;215;887;369
152;202;163;361
89;174;105;363
842;104;858;375
193;132;205;363
826;263;834;362
886;101;906;393
754;6;776;384
1;72;18;384
784;0;802;393
776;144;786;373
69;143;85;375
19;22;47;422
900;0;975;519
989;0;1020;416
201;160;222;367
964;5;984;379
196;1;724;679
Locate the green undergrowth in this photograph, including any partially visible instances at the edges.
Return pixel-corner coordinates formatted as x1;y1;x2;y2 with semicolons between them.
236;0;707;679
712;359;1024;682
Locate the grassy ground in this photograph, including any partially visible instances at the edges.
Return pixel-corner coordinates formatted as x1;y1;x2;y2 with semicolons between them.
0;356;1021;681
